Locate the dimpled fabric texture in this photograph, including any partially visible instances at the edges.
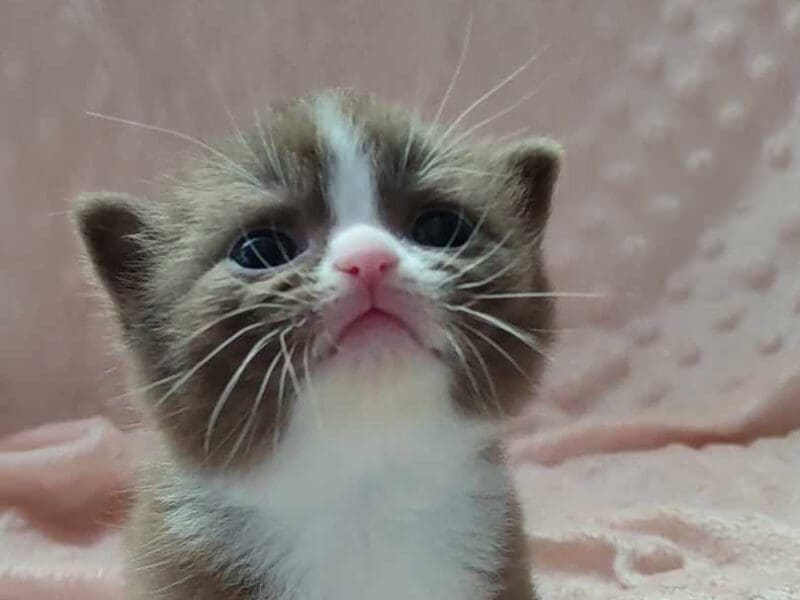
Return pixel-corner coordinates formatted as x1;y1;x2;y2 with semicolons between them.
2;1;800;598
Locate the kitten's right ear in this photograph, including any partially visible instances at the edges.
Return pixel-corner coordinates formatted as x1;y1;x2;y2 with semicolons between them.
73;193;155;310
497;137;562;233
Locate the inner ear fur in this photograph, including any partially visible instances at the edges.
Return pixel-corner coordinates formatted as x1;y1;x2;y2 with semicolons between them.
72;192;157;313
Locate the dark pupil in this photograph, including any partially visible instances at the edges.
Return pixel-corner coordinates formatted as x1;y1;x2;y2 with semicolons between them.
411;210;473;248
230;229;298;269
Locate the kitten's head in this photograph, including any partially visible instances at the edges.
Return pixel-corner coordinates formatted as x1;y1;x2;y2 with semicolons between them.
75;90;560;468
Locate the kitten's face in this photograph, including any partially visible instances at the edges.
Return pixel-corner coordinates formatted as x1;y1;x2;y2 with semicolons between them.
76;91;560;469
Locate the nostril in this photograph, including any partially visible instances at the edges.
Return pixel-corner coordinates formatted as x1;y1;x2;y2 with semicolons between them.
334;250;398;280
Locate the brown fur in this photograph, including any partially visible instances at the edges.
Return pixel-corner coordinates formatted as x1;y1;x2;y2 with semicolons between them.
75;89;558;599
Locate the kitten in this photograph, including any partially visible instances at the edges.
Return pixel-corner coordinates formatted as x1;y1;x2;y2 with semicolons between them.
74;89;560;600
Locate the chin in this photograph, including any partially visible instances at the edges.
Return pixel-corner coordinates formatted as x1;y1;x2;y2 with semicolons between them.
325;334;432;382
304;327;453;431
322;309;441;364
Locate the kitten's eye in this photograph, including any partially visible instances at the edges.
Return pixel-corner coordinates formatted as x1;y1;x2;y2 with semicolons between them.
229;229;299;270
410;209;474;248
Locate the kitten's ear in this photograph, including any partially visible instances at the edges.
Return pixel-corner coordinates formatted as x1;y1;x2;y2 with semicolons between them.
73;193;156;310
497;137;562;231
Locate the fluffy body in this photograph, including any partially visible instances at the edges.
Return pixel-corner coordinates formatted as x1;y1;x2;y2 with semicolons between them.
134;356;524;600
76;89;560;599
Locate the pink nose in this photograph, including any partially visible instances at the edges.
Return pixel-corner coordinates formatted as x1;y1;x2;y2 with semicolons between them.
334;247;398;285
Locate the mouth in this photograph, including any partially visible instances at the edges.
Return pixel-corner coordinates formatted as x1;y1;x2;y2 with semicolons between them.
335;307;415;347
334;307;419;349
318;285;443;361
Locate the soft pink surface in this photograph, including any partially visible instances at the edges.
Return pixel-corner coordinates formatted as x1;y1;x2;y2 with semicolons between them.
3;410;800;599
3;0;800;598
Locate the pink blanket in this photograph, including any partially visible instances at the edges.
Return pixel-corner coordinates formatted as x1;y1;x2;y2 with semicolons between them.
4;404;800;599
3;0;800;598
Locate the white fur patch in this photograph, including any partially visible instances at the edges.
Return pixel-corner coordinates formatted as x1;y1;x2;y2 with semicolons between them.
313;96;377;228
179;355;509;600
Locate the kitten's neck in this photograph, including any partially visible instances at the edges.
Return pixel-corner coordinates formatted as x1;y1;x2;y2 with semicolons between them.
159;360;509;600
216;387;500;509
192;353;503;512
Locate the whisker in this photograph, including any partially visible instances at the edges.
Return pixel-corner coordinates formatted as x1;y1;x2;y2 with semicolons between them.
454;325;502;415
442;231;513;285
84;111;261;188
108;373;179;402
237;44;285;190
302;337;321;431
399;55;429;183
253;107;287;187
273;339;298;451
425;166;505;178
429;10;473;129
440;43;550;143
460;321;529;381
441;83;546;152
492;126;532;145
149;572;197;596
132;546;186;572
436;196;499;272
443;329;484;410
134;557;179;573
133;536;182;562
231;343;285;461
260;286;317;304
131;522;174;550
456;255;521;291
445;303;552;362
154;402;195;423
178;8;254;167
203;329;280;455
222;103;260;167
174;301;294;352
279;325;304;404
472;291;607;300
154;321;265;409
192;38;261;172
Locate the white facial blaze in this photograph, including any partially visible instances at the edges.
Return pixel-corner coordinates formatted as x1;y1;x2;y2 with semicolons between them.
312;96;444;303
313;96;377;227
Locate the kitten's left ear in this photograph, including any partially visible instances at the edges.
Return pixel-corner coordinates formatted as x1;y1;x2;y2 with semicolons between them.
497;137;562;231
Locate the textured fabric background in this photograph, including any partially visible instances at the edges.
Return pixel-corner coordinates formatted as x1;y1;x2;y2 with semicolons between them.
1;0;640;433
4;1;797;437
3;2;800;597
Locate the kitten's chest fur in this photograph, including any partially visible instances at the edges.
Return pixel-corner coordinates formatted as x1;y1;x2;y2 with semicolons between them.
146;359;519;600
162;407;510;600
